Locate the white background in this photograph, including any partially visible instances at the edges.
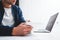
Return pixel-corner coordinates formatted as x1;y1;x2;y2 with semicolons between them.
19;0;60;40
19;0;60;23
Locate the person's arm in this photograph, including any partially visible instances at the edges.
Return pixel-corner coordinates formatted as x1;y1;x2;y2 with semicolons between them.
17;6;26;23
12;23;32;36
0;25;14;36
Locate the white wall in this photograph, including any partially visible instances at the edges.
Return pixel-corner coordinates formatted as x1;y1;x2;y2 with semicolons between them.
19;0;60;23
19;0;60;40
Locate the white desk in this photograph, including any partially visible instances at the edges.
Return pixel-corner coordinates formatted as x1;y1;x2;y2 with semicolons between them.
0;23;60;40
0;32;60;40
0;20;60;40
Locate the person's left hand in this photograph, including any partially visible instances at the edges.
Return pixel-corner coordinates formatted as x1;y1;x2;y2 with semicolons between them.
22;23;33;34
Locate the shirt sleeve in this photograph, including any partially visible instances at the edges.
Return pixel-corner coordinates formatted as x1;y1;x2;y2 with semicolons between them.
0;25;14;36
17;6;26;23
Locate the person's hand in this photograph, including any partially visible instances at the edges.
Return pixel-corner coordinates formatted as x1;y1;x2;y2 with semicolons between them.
12;23;32;36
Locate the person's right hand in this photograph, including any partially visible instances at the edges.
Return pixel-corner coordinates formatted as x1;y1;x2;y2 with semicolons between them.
12;23;32;36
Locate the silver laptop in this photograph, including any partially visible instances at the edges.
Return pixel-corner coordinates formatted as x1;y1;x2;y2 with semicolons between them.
33;13;59;33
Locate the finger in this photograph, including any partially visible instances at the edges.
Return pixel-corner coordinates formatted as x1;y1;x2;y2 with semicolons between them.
23;29;28;32
23;28;32;32
24;31;29;35
26;25;33;29
18;23;27;27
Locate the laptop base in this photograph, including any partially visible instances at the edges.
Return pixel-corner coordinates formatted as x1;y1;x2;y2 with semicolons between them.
33;29;50;33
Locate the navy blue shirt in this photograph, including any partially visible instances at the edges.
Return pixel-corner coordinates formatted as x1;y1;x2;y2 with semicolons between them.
0;2;25;36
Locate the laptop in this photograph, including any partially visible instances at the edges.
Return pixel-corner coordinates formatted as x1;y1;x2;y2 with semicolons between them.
33;13;59;33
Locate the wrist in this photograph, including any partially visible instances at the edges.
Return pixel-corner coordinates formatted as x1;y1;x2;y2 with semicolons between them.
12;27;17;36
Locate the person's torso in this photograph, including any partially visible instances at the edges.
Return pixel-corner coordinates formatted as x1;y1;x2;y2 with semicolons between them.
2;7;15;27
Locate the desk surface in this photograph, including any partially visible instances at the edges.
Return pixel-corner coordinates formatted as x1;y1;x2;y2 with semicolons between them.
0;29;60;40
0;22;60;40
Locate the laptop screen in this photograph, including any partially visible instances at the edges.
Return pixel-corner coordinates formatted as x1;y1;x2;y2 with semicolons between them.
46;13;59;31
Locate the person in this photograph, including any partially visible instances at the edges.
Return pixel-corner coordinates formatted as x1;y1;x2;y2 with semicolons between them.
0;0;32;36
